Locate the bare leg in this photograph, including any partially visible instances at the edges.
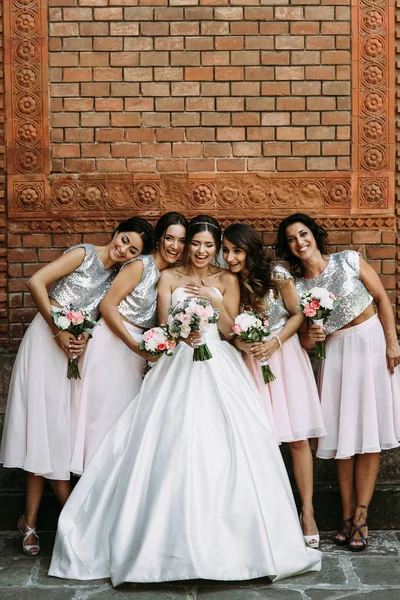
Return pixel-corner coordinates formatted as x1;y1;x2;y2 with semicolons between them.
334;457;356;543
19;473;45;551
350;452;380;549
289;440;318;536
50;479;72;507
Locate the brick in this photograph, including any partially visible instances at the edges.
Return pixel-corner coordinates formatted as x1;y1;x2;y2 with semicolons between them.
247;127;274;141
171;82;200;96
231;82;260;96
215;67;244;81
124;68;153;82
22;234;52;248
81;82;110;96
307;36;335;51
172;144;202;158
322;22;350;35
155;37;185;51
307;126;335;140
49;23;79;37
306;66;336;80
156;98;185;111
154;7;184;20
80;22;109;36
172;113;200;127
305;7;334;20
277;97;305;111
201;22;229;35
126;129;155;142
50;53;79;67
185;67;214;81
187;159;215;172
352;231;381;245
277;127;305;141
8;249;37;263
275;7;303;20
231;51;261;66
230;22;258;35
111;143;140;158
261;113;290;126
215;7;243;20
93;67;122;81
94;7;122;20
97;159;126;172
204;143;232;157
291;81;321;96
321;51;351;65
232;142;261;157
202;51;230;66
51;113;79;127
323;82;351;96
186;37;214;51
110;53;139;67
81;113;110;127
262;142;291;156
244;7;273;19
261;51;290;65
82;143;111;158
52;144;80;158
276;67;304;80
64;37;93;51
142;113;171;127
64;7;92;20
171;52;200;66
202;113;230;126
170;22;199;36
140;52;169;67
94;38;123;51
245;67;274;81
81;53;110;67
125;98;154;111
156;129;185;142
64;98;93;112
291;51;320;65
307;97;336;111
322;141;350;155
186;128;215;142
261;82;290;95
306;157;336;170
186;98;215;111
96;98;124;112
217;128;245;141
277;157;305;171
292;142;320;156
125;7;154;20
185;7;213;20
260;22;289;35
232;113;260;126
157;159;186;172
217;98;244;111
216;36;244;51
154;68;183;81
65;129;94;143
292;112;320;126
124;38;153;51
201;82;230;96
110;23;139;36
63;68;93;82
367;246;395;260
95;128;124;142
276;36;304;50
126;159;156;172
290;22;319;35
217;159;246;172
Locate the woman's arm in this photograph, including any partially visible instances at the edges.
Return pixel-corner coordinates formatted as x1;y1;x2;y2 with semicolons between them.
360;256;400;372
100;260;155;361
157;270;174;325
250;280;304;361
27;248;87;359
217;271;240;338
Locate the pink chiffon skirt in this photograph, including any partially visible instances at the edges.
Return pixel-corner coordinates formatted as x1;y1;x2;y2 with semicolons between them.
245;330;326;443
316;314;400;459
70;318;145;475
0;313;72;480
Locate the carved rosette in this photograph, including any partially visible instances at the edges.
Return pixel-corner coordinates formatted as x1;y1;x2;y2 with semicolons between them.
359;0;389;172
14;182;44;211
358;178;388;208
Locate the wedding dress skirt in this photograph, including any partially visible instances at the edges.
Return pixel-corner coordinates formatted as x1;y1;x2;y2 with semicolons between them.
49;289;321;585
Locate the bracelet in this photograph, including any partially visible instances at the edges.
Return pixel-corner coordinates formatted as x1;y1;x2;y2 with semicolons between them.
272;334;282;348
52;329;62;338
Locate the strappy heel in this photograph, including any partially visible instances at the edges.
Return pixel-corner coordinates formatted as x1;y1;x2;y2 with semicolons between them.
300;512;320;549
17;515;40;556
349;521;368;553
334;516;353;546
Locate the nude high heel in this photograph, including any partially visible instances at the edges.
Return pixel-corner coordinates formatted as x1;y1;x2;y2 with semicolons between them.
17;515;40;556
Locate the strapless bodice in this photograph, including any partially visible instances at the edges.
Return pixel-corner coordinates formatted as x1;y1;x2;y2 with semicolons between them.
170;287;222;343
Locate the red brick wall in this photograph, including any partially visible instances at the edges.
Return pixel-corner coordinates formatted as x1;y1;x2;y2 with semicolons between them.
48;1;351;175
0;0;6;347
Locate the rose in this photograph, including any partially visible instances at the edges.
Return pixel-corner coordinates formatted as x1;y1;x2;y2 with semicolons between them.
234;312;257;332
204;304;214;318
55;315;71;330
156;343;166;351
232;323;242;335
304;304;317;318
143;329;155;341
310;300;320;310
180;325;191;338
194;304;206;318
329;292;336;300
319;297;334;310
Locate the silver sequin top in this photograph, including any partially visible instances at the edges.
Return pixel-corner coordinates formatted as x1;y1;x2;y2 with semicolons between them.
49;244;119;321
118;254;160;328
265;265;293;332
295;250;373;334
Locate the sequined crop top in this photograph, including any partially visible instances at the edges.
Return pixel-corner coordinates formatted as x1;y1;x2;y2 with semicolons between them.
118;254;160;329
295;250;373;335
49;244;119;321
264;265;293;332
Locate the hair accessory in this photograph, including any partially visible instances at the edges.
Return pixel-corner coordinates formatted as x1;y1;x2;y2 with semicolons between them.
272;334;282;348
189;221;220;232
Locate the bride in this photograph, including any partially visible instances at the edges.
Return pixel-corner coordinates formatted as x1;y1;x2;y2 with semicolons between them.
49;215;321;585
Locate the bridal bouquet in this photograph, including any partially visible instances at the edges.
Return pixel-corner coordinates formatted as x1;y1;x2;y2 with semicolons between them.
231;310;276;384
50;305;98;379
167;298;219;362
298;287;340;359
139;325;176;373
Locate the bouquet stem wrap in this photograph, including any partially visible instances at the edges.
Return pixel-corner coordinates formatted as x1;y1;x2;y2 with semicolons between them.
312;318;326;359
260;357;276;384
193;337;213;362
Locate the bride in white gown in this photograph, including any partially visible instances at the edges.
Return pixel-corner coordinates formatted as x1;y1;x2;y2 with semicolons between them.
49;215;321;586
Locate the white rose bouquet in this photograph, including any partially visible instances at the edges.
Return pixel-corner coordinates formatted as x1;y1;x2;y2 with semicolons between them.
167;298;219;362
298;286;340;359
50;305;98;379
231;310;276;384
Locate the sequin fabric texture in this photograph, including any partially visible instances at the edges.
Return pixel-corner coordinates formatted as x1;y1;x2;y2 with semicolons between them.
49;244;119;321
295;250;373;334
118;254;160;329
265;265;293;331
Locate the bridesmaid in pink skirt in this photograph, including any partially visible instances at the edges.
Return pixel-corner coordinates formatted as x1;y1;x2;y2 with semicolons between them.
70;212;188;475
277;213;400;552
223;224;325;549
0;217;154;556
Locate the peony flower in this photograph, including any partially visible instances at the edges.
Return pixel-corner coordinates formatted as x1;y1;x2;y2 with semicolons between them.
56;316;71;330
194;304;206;318
180;325;191;338
304;305;317;318
310;300;320;310
232;323;242;335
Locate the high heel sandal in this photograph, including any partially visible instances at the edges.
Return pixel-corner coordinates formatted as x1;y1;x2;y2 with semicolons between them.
349;521;368;553
334;516;353;546
17;515;40;556
300;513;320;549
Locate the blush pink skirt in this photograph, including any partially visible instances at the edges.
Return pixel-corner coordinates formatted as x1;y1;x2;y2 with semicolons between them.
245;330;326;443
316;314;400;459
70;318;145;475
0;312;72;480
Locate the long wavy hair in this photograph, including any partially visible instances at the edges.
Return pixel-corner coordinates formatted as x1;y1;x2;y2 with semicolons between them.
223;223;275;311
183;215;222;266
115;217;155;254
154;212;189;246
276;213;329;277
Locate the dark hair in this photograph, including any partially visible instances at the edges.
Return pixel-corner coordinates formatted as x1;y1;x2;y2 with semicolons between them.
184;214;222;263
115;217;155;255
223;224;275;311
276;213;329;277
154;212;189;245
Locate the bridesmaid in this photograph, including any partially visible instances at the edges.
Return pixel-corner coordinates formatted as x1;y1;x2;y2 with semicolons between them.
223;223;325;548
276;212;400;552
70;212;188;475
0;216;154;555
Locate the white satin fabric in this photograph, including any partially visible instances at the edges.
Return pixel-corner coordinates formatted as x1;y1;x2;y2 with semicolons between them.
49;289;321;585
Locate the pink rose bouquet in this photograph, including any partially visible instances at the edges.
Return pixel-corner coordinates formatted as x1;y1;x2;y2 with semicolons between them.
139;325;176;374
231;310;276;384
50;304;98;379
167;298;219;362
298;286;340;359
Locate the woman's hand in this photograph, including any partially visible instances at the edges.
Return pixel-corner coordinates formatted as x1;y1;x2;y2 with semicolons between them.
184;280;222;309
233;338;253;355
250;338;280;361
54;330;83;360
386;342;400;374
136;348;162;363
308;322;326;344
182;331;203;349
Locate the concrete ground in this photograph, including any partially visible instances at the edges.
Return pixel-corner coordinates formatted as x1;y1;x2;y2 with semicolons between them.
0;531;399;599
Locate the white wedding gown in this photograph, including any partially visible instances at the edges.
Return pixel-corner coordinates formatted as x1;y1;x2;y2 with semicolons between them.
49;288;321;585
